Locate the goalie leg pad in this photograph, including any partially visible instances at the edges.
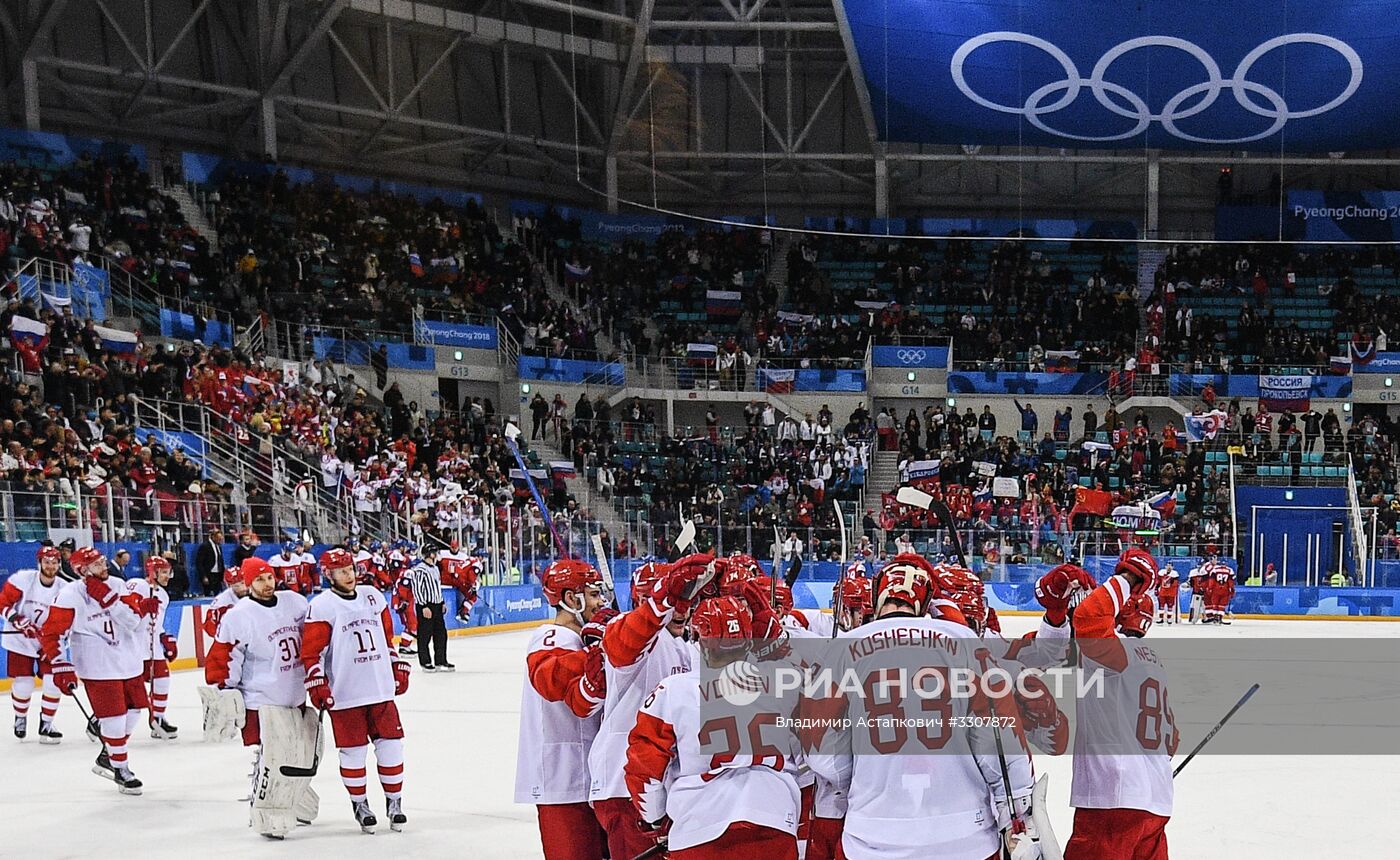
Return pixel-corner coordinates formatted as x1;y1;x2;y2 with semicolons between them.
199;687;247;743
251;706;319;838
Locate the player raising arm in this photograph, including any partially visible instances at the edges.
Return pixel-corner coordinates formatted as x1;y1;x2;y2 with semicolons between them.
300;547;412;834
124;555;179;739
625;595;804;859
206;557;318;839
2;545;66;743
514;559;610;860
40;547;160;795
1064;547;1177;860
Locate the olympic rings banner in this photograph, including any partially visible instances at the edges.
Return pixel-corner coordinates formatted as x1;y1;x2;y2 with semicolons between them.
872;345;950;368
839;0;1398;150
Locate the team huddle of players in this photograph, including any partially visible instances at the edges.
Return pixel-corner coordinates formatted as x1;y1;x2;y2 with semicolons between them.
517;547;1178;860
1;539;483;840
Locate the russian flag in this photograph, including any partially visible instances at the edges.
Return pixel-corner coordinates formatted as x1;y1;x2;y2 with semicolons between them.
564;262;592;288
408;252;424;278
9;315;47;348
549;460;577;479
1045;350;1080;372
706;289;742;317
95;325;139;356
1146;489;1177;519
1329;355;1352;375
686;342;718;364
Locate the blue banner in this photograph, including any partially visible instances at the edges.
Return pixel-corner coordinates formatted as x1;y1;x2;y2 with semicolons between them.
133;429;209;476
159;308;233;347
947;371;1108;395
1285;191;1400;241
313;338;435;370
796;368;866;392
0;128;146;168
415;319;498;349
840;0;1394;151
1354;352;1400;374
873;345;950;368
518;355;626;386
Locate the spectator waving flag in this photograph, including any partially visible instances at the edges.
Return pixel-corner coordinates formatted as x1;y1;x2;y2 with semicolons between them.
95;326;139;357
564;261;592;288
1183;409;1229;442
686;342;718;364
1045;350;1080;372
9;315;47;348
408;252;425;278
548;460;577;479
1329;355;1352;375
1069;486;1114;519
1350;339;1376;366
1146;489;1177;519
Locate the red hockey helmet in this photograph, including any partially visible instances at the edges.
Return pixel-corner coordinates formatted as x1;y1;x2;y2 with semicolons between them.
70;546;105;578
145;555;172;582
873;553;937;615
37;545;61;567
838;576;873;615
631;561;667;607
542;559;603;615
773;580;794;614
1116;547;1159;594
706;553;760;600
1117;592;1155;638
935;564;987;631
690;595;753;653
241;556;275;588
320;547;355;574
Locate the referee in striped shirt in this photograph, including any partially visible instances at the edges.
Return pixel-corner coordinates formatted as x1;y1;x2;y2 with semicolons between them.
406;545;454;672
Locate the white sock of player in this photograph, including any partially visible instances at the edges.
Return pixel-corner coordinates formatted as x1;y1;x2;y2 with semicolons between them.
39;674;59;723
338;745;370;801
99;715;130;770
372;737;404;801
12;675;34;718
150;677;171;721
125;708;143;738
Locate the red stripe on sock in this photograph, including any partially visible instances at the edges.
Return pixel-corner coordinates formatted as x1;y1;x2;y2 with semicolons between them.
339;767;367;778
380;781;402;793
377;764;404;776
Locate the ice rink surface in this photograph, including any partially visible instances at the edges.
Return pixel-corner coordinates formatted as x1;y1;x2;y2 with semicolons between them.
8;617;1397;859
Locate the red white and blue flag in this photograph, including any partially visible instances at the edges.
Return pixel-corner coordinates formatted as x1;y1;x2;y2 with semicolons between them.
1183;409;1229;442
1146;489;1177;519
9;315;46;348
705;289;742;317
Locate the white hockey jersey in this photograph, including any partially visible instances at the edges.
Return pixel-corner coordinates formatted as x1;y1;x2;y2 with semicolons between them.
514;624;603;805
304;586;396;710
122;578;171;662
210;592;310;709
47;578;147;680
625;666;803;851
0;569;63;659
806;615;1033;860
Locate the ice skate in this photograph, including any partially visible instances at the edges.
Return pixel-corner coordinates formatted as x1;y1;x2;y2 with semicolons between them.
387;798;407;832
38;720;61;744
352;799;378;833
93;750;116;781
150;717;179;739
114;767;143;796
14;716;26;739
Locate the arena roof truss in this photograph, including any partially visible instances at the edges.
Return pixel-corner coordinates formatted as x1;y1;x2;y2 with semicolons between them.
8;0;1400;228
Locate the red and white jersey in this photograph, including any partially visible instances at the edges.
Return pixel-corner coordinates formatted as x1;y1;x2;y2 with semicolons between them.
269;553;302;591
438;551;479;589
207;592;309;710
303;586;396;710
625;667;802;851
204;587;242;638
784;608;835;638
0;569;63;659
297;552;320;592
122;578;171;662
46;579;146;680
806;616;1033;860
1070;575;1177;818
353;550;381;586
589;601;697;803
514;624;603;805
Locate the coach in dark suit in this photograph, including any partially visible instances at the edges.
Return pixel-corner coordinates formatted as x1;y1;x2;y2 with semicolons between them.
194;528;226;595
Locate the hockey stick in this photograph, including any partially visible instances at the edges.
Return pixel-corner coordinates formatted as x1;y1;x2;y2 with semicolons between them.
279;709;326;778
70;692;112;759
1172;683;1260;778
675;504;697;553
631;843;666;860
502;424;569;560
771;526;782;606
831;499;847;639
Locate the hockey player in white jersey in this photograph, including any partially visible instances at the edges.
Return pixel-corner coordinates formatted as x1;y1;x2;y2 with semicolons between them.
206;556;319;839
40;546;160;794
301;548;413;834
124;555;179;739
590;553;714;860
1063;547;1177;859
625;594;804;859
804;555;1044;860
1;545;66;742
514;558;609;860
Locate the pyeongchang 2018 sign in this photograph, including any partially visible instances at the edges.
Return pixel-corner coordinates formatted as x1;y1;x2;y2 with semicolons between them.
837;0;1399;150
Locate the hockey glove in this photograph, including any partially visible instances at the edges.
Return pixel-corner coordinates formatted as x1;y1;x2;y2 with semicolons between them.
160;632;178;662
305;666;335;710
393;658;412;696
84;575;116;608
580;607;619;648
50;659;79;696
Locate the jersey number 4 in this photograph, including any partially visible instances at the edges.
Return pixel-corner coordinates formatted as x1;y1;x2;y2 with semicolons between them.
1136;677;1180;755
